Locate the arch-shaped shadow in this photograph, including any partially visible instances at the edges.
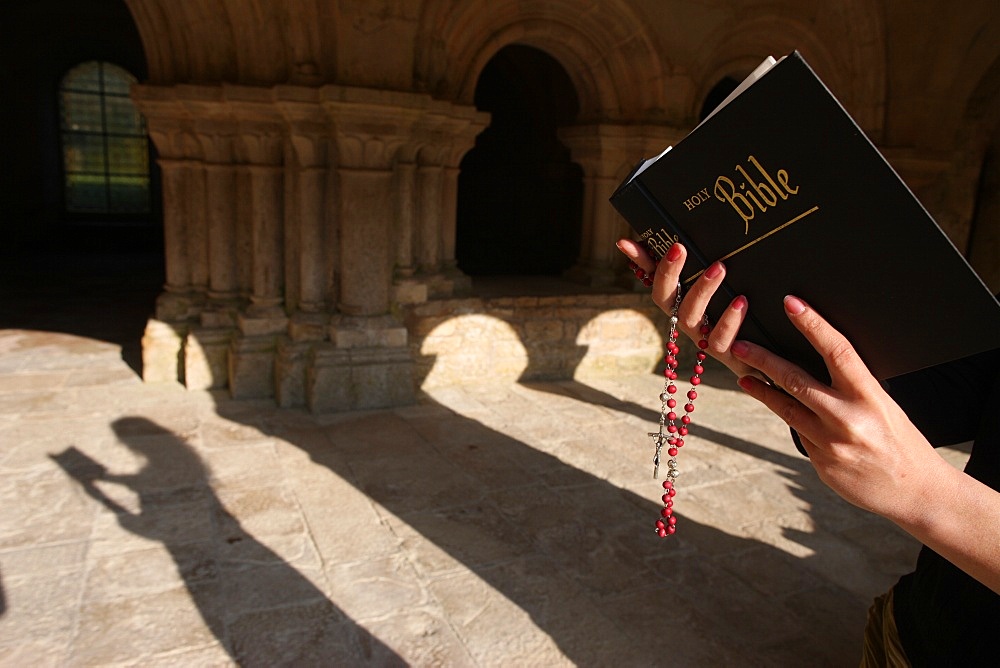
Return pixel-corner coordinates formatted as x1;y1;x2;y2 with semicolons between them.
51;417;403;666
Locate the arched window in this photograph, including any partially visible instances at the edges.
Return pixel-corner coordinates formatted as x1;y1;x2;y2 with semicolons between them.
59;61;150;215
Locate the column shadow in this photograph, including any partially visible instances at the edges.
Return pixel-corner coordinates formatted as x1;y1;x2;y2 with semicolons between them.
51;417;404;666
214;374;904;666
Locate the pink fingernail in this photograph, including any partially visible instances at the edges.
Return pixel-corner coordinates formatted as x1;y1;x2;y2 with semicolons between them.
704;262;723;279
731;340;750;357
737;376;755;392
730;295;747;312
666;243;683;262
784;295;806;315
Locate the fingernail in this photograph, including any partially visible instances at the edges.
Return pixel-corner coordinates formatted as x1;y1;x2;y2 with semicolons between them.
704;261;723;279
783;295;806;315
665;243;682;262
730;295;747;312
731;340;750;358
737;376;755;391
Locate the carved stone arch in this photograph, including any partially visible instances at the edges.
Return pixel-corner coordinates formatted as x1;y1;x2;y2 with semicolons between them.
219;0;288;84
694;9;885;137
126;0;236;84
414;0;669;121
127;0;292;85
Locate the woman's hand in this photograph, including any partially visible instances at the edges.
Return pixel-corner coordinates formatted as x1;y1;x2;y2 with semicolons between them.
616;238;758;379
730;295;941;518
732;295;1000;593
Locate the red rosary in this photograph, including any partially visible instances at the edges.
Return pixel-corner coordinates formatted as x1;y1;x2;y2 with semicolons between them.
630;260;709;538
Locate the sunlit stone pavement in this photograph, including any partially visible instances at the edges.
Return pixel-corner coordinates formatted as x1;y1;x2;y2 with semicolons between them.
0;327;970;666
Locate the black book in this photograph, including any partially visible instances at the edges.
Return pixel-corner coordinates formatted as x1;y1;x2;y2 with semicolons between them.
610;51;1000;382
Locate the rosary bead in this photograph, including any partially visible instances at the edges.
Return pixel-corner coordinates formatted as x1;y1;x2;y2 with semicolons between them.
694;365;704;375
697;351;707;361
662;480;673;489
675;438;684;447
667;525;676;534
667;515;677;526
690;376;702;385
699;324;711;335
684;403;695;413
688;390;698;400
668;447;678;456
667;384;678;394
656;519;666;530
667;411;677;421
681;415;691;425
697;339;709;349
678;427;688;436
667;398;677;408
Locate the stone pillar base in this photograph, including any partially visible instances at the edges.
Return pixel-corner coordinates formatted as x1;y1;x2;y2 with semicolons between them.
228;335;279;399
141;319;186;384
184;328;232;390
275;339;315;408
301;314;415;411
307;344;414;412
392;278;429;305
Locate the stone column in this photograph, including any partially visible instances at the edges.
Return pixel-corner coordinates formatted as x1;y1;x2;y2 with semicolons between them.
131;86;204;385
305;86;431;411
559;124;688;287
226;95;289;399
409;103;489;298
276;90;335;407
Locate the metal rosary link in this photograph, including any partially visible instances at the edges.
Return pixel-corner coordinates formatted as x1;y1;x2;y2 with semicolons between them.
649;283;683;479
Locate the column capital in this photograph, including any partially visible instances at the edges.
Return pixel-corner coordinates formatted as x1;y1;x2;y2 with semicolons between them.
558;123;689;178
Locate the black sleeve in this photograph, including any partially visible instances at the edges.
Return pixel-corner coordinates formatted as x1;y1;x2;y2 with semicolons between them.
789;347;1000;455
884;347;1000;447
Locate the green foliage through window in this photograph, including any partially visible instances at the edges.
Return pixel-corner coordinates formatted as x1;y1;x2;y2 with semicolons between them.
59;61;150;214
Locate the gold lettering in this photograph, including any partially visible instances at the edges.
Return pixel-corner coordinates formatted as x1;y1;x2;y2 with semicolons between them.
714;176;755;233
747;156;788;201
735;164;778;208
646;229;678;259
777;169;798;195
715;157;799;233
682;187;712;212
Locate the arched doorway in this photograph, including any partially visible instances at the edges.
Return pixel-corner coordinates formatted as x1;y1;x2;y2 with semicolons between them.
456;44;583;277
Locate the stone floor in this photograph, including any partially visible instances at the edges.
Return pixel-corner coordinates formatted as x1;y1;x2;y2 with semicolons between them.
0;252;971;666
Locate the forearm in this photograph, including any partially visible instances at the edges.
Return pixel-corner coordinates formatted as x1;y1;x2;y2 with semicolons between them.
893;460;1000;595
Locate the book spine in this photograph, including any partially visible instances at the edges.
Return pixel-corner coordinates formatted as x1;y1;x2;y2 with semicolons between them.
633;181;713;275
614;173;785;359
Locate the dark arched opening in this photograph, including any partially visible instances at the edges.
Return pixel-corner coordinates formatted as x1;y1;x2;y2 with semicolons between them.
456;44;583;276
0;0;163;375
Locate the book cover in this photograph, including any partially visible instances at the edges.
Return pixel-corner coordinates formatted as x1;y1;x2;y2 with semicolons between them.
610;51;1000;382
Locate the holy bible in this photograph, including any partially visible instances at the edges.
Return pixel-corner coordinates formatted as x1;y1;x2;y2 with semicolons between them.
610;51;1000;383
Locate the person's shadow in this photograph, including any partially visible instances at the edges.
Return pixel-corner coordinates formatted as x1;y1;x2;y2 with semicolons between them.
52;417;404;666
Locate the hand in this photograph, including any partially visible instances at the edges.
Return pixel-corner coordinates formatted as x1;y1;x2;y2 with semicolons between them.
730;295;945;520
723;296;1000;592
616;238;758;379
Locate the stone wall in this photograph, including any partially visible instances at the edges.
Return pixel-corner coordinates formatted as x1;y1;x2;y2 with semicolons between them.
406;293;670;390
